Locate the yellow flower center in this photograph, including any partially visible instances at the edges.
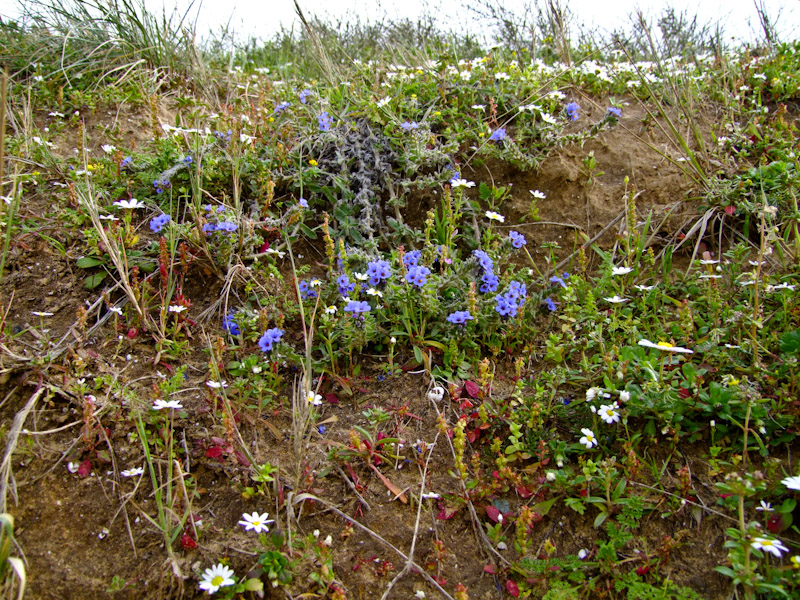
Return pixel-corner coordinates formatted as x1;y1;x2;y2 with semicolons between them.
656;342;674;348
212;576;223;586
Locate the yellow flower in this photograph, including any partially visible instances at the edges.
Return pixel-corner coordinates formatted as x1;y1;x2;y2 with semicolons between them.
309;159;318;166
434;111;441;116
268;116;274;122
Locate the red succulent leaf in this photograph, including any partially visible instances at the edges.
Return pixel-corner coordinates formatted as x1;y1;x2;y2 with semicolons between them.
77;459;92;478
485;505;501;523
506;579;520;597
464;381;480;398
181;531;197;550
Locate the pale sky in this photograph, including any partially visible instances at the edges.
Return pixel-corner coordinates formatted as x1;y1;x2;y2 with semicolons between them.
1;0;798;45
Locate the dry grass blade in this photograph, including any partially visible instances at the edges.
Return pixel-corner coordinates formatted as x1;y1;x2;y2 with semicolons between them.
0;386;46;513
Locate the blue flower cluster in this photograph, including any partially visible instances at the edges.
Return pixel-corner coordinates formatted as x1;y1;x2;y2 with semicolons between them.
318;112;332;132
214;129;233;144
473;250;498;293
509;230;526;249
258;328;284;352
183;155;193;165
120;156;133;169
299;89;312;104
222;312;241;335
401;121;419;131
406;265;431;288
152;178;171;195
550;273;569;288
202;204;237;234
150;213;171;233
495;280;527;317
298;280;317;300
403;250;422;268
367;259;391;286
274;101;291;114
344;300;370;315
566;102;580;121
337;274;355;296
446;310;473;325
489;127;506;142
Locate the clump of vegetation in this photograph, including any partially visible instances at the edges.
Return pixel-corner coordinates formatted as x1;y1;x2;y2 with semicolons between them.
0;0;799;598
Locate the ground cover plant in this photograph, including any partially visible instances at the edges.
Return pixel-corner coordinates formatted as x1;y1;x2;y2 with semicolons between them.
0;0;799;598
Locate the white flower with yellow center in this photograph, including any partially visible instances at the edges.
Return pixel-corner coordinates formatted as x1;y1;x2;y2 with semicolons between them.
199;563;235;594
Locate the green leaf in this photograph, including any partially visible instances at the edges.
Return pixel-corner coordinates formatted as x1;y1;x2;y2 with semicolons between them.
530;498;556;517
76;256;105;268
84;272;108;289
593;511;609;528
243;578;263;592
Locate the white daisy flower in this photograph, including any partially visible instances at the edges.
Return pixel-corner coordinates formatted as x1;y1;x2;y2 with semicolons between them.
152;399;183;410
751;537;788;557
638;339;693;354
238;511;274;533
199;563;236;594
485;211;505;222
579;428;597;449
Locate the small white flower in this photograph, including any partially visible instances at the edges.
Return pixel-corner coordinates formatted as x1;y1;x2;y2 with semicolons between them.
699;259;719;265
530;189;546;199
586;387;599;401
427;386;445;402
578;548;589;560
238;511;274;533
67;461;80;474
579;428;597;449
611;266;633;276
619;390;631;402
206;380;228;389
108;306;123;315
768;282;796;291
354;272;369;281
634;284;655;291
450;178;476;188
751;536;788;557
366;288;383;298
485;210;505;223
307;391;323;406
545;471;556;482
168;305;187;313
699;274;722;279
376;97;391;108
324;305;337;315
638;339;693;354
112;198;145;210
152;399;183;410
471;104;486;111
390;337;396;344
323;535;333;546
31;311;54;317
421;492;441;500
100;144;116;153
599;403;620;424
756;500;773;512
782;475;800;491
121;466;144;477
494;71;511;80
415;591;427;599
199;563;236;594
98;214;119;221
603;295;628;304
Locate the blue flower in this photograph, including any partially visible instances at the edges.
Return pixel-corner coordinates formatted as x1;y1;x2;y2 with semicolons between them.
495;295;518;317
566;102;580;121
509;230;527;249
367;259;391;286
298;280;317;300
406;265;431;288
215;221;237;233
480;272;499;293
544;297;558;312
446;310;473;324
337;274;355;296
299;198;309;208
299;89;312;104
202;223;216;233
344;300;371;315
120;156;133;169
401;121;419;131
222;312;241;336
489;127;506;142
150;214;171;233
473;249;493;272
183;155;193;165
274;101;291;113
258;328;284;352
403;250;422;268
607;107;621;118
550;275;567;288
506;280;527;301
318;112;332;132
